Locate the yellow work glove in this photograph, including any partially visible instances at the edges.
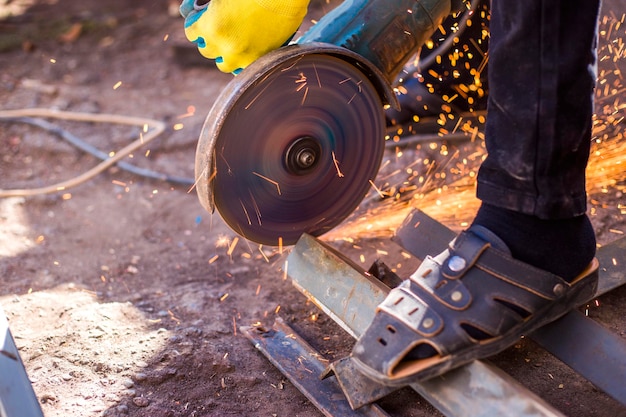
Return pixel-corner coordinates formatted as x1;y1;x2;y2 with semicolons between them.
180;0;310;74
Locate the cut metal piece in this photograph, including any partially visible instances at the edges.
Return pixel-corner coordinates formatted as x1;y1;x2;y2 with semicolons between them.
322;357;400;411
287;234;566;417
242;318;391;417
195;44;386;246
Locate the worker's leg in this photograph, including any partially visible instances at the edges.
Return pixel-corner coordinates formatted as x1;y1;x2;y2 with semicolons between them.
473;0;601;280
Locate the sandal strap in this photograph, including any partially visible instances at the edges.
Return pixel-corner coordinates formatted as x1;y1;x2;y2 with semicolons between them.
433;230;567;300
378;286;444;337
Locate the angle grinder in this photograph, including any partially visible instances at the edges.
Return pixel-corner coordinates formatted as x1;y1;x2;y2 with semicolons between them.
195;0;463;245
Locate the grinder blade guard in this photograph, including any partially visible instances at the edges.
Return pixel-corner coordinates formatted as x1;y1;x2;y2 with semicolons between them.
194;0;458;245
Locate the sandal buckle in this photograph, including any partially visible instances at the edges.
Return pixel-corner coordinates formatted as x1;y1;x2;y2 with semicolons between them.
411;258;473;310
378;287;443;336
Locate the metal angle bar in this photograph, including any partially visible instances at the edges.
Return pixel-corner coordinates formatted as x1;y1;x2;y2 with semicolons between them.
288;237;388;340
0;306;45;417
287;234;566;417
391;209;456;259
241;318;391;417
531;310;626;404
393;209;626;406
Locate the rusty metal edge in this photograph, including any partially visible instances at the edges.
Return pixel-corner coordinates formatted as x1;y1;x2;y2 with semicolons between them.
241;318;390;417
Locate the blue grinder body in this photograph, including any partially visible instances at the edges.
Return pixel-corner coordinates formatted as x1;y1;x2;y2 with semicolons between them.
298;0;459;85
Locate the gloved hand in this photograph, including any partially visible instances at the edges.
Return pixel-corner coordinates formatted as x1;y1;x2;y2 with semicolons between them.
180;0;310;74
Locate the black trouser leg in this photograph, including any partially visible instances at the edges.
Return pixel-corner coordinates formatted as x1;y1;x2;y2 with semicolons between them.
476;0;600;219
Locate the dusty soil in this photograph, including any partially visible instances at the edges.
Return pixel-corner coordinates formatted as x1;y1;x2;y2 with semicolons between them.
1;1;625;417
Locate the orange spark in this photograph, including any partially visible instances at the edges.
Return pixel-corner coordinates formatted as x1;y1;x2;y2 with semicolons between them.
253;172;281;195
227;237;239;256
332;151;344;177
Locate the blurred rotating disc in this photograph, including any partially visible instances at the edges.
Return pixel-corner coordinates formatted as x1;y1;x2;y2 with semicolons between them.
195;45;385;246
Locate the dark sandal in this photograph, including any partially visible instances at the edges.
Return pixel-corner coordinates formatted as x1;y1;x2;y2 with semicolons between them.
347;226;599;386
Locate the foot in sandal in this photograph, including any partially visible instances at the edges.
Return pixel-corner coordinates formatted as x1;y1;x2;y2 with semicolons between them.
333;203;599;401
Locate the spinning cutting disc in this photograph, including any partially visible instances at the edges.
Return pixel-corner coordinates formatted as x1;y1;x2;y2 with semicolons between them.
195;44;386;246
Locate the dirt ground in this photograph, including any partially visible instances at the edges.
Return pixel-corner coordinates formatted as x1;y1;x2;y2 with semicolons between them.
1;1;626;416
